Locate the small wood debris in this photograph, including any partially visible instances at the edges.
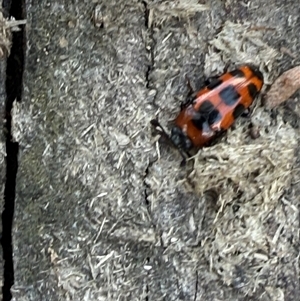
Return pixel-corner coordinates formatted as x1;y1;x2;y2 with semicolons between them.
0;11;26;58
93;5;104;28
264;66;300;109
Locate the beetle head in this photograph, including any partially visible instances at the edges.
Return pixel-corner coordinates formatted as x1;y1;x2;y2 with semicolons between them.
170;126;192;151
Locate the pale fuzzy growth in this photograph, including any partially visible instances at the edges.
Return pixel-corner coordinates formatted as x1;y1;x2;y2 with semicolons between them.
148;0;209;14
146;0;209;27
190;107;297;294
11;100;24;143
205;21;278;83
265;65;300;109
0;10;26;58
0;10;12;58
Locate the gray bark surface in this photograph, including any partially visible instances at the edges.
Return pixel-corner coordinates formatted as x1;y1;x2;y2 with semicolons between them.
11;1;300;300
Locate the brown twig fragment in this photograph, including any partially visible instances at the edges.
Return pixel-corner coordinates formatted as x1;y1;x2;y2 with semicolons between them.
265;66;300;109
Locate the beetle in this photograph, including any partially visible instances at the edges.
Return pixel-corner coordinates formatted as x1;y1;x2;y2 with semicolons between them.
151;65;264;160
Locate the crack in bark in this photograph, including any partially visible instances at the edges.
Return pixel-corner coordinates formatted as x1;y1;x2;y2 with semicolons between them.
193;270;199;301
142;3;158;300
2;0;25;300
142;1;155;90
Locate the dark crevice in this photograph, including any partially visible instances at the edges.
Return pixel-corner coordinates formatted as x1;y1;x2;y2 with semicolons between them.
142;0;156;211
145;65;151;89
142;0;149;28
193;271;198;301
143;159;151;301
145;257;150;301
144;161;152;208
142;3;158;300
2;0;25;300
142;1;155;90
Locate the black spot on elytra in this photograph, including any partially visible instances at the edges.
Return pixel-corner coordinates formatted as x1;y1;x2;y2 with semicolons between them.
192;100;222;130
229;69;245;78
192;115;207;131
247;83;258;98
199;101;222;125
207;109;222;125
233;103;246;119
207;78;223;89
219;85;241;106
198;100;215;114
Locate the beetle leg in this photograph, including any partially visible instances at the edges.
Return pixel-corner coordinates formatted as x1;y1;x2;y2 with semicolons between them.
208;129;227;146
241;108;251;118
204;76;220;86
223;61;231;73
151;119;190;163
205;62;231;86
181;95;196;110
186;75;197;93
179;76;197;109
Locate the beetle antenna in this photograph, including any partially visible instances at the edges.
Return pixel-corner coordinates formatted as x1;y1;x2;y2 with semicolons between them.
150;119;189;165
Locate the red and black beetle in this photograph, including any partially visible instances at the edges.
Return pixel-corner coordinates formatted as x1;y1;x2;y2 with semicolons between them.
152;65;264;160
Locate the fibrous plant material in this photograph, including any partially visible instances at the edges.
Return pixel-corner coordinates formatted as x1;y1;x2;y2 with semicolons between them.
206;21;278;82
0;10;26;58
190;108;297;295
145;0;209;27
